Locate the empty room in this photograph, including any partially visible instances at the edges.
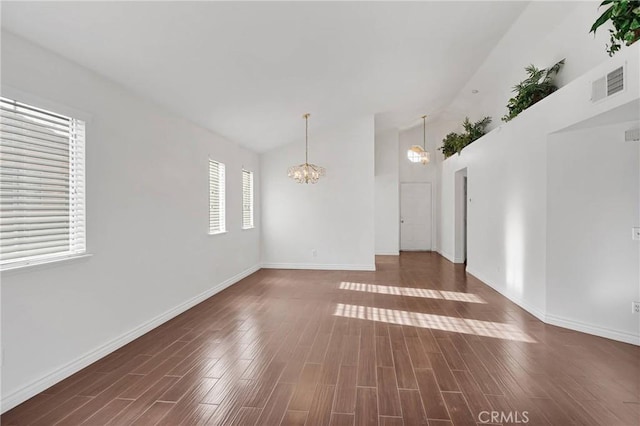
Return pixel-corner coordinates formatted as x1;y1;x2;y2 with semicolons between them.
1;1;639;425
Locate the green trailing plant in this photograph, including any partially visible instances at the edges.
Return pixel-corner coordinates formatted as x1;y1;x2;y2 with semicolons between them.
590;0;640;56
502;60;565;123
439;116;492;158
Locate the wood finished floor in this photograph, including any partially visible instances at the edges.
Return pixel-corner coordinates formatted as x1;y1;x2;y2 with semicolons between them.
3;253;639;425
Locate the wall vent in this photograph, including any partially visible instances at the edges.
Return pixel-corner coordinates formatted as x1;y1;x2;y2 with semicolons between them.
607;66;624;96
591;65;625;102
625;128;640;142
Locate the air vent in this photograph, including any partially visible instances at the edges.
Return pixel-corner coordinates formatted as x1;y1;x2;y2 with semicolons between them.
607;66;624;96
625;128;640;142
591;65;625;102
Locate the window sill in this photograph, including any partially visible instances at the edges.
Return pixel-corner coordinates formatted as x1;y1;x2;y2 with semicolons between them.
242;226;255;230
208;230;228;236
1;253;93;275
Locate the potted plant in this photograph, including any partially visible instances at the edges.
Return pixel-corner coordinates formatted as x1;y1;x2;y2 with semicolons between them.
502;60;564;122
590;0;640;56
439;116;492;158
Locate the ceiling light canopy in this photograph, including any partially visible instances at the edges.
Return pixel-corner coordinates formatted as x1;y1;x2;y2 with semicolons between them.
407;115;430;165
287;113;325;184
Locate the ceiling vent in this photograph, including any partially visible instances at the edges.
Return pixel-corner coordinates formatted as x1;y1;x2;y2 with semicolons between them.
591;66;625;102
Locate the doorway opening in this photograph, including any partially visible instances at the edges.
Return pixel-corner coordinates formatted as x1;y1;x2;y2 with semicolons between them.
400;182;432;251
454;168;467;263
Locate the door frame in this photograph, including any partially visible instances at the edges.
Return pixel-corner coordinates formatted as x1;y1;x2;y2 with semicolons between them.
399;181;434;251
454;168;468;263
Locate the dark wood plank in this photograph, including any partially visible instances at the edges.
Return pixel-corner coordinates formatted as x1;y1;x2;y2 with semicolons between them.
415;369;450;421
380;416;404;426
357;326;376;387
399;389;427;425
280;410;308;425
355;387;378;426
330;413;355;426
376;335;394;367
288;363;321;411
333;365;358;414
255;382;294;425
130;401;175;425
305;384;335;426
230;407;262;426
377;366;402;417
79;398;134;425
426;353;459;392
441;392;476;425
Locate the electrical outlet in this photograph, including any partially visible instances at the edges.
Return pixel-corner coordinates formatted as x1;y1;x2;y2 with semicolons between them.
311;249;317;257
633;302;640;314
632;227;640;241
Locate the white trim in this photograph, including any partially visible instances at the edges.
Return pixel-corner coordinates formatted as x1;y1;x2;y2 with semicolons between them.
0;263;261;413
466;266;639;345
438;249;455;264
375;251;399;256
545;313;640;346
466;266;546;322
1;253;92;275
261;262;376;271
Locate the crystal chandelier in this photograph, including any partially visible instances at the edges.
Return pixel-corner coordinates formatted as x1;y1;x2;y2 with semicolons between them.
407;115;430;165
287;113;325;183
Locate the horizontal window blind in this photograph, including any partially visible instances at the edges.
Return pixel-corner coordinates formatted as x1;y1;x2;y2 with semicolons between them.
209;159;225;233
0;97;86;268
242;169;254;229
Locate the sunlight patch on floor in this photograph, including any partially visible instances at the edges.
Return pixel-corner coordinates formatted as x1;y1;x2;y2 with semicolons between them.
333;303;535;343
339;281;486;304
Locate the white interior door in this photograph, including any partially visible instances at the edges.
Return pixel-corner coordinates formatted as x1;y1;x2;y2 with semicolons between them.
400;183;432;251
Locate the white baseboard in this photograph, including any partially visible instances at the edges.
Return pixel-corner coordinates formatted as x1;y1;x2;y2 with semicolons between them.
375;251;399;256
545;313;640;346
1;263;261;414
466;266;546;322
465;266;639;345
261;262;376;271
438;250;455;264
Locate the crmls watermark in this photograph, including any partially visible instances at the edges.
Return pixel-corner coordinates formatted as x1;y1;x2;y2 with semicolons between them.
478;411;529;424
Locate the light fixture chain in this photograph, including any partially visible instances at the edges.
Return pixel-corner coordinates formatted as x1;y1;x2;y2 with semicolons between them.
422;115;426;149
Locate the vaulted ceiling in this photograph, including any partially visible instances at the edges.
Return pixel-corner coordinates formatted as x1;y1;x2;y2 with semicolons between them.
1;1;528;151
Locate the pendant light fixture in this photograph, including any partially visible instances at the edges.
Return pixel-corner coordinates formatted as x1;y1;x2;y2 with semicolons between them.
407;115;430;165
287;113;325;183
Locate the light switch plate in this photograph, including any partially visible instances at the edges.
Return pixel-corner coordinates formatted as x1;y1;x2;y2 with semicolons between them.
633;228;640;241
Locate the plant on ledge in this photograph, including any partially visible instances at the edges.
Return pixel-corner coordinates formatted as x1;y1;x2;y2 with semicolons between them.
439;116;492;158
590;0;640;56
502;59;565;123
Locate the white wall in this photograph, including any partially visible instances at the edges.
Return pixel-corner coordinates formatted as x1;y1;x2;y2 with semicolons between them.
439;46;640;343
547;120;640;341
444;1;612;129
261;116;375;270
440;112;550;317
0;32;261;411
374;128;399;255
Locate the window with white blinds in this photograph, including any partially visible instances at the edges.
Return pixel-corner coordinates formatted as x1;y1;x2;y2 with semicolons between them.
242;169;254;229
209;159;226;234
0;97;86;269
